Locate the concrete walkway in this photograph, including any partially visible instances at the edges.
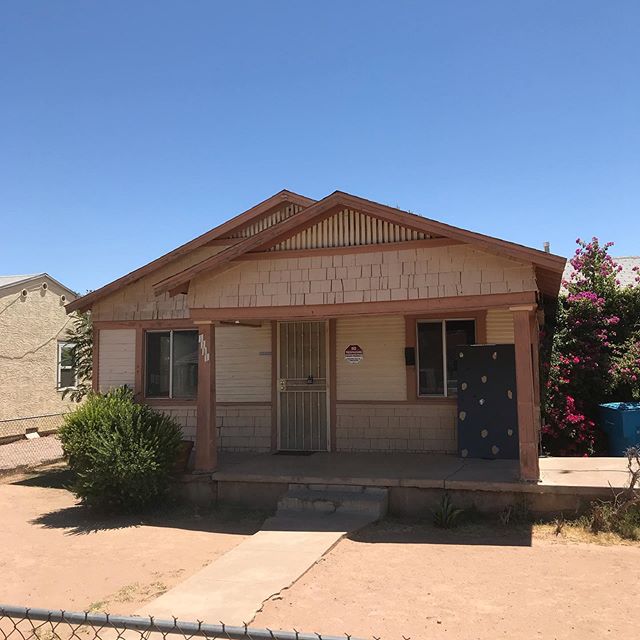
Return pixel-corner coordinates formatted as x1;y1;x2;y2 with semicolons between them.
136;511;373;624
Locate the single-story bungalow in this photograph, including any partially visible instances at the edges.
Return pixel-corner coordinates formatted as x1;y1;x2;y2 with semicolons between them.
67;190;566;482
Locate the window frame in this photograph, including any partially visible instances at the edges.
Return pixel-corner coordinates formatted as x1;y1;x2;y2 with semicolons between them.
144;329;199;400
57;340;77;391
415;318;476;398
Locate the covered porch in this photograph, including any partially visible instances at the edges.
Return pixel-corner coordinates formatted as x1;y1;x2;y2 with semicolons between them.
192;295;543;482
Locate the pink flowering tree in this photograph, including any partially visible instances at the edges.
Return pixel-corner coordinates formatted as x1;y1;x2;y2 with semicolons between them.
541;238;638;455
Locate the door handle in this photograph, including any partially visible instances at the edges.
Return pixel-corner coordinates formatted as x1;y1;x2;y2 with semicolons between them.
279;379;286;391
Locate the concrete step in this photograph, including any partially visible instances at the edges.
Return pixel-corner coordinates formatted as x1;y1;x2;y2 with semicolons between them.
278;484;388;519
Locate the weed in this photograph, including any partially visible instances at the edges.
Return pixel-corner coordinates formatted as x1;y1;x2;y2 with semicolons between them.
432;494;464;528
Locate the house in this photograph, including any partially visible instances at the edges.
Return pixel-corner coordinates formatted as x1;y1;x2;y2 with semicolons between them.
0;273;78;425
66;190;566;482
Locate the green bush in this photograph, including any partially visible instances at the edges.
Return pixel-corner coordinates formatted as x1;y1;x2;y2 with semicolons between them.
59;387;182;511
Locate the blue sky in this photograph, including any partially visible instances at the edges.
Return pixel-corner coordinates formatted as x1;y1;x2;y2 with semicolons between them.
1;1;639;294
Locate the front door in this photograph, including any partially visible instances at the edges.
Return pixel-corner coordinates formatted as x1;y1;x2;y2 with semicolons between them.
278;321;329;451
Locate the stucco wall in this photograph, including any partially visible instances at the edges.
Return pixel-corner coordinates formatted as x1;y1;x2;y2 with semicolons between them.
0;278;77;421
189;245;537;309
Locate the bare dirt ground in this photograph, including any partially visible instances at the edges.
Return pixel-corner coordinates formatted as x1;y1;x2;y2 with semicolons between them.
254;519;640;640
0;466;264;614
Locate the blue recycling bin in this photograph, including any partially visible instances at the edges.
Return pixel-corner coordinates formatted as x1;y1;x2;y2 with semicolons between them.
599;402;640;455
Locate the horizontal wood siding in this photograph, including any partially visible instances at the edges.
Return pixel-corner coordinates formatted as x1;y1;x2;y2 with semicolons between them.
486;308;515;343
270;208;431;251
336;316;406;401
215;325;272;402
98;329;136;391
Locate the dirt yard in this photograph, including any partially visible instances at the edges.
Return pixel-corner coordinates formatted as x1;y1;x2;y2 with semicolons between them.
0;467;264;613
254;519;640;640
3;468;640;639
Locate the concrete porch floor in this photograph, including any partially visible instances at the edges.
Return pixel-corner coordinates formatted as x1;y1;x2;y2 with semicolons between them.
212;452;634;495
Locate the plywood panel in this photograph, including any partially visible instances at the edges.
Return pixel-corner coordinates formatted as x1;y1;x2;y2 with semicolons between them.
336;316;406;401
98;329;136;391
215;324;271;402
486;308;515;344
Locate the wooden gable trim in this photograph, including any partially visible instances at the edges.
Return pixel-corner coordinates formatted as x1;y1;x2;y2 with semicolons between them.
66;189;315;313
237;237;464;261
189;291;537;322
154;191;565;297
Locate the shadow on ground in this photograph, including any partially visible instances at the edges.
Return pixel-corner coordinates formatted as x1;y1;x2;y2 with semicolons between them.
349;515;534;547
12;466;269;537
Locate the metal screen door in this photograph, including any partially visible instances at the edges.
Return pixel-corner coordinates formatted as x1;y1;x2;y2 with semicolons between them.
278;321;329;451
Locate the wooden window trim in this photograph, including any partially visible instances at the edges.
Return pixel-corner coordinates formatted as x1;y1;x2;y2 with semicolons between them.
140;328;199;402
405;310;487;402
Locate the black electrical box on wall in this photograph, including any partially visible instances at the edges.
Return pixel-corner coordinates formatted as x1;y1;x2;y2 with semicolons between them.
404;347;415;366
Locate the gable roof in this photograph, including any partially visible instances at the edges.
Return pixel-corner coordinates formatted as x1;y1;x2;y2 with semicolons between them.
66;189;315;313
0;273;77;297
154;190;566;297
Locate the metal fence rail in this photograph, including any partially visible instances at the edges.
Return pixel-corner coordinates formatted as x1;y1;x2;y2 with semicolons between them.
0;414;66;475
0;605;370;640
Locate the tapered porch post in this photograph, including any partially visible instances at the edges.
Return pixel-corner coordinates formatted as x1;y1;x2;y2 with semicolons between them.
195;322;217;472
510;305;539;482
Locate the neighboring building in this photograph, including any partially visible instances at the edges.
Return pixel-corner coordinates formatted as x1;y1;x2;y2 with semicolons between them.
0;274;78;422
67;190;566;481
563;256;640;289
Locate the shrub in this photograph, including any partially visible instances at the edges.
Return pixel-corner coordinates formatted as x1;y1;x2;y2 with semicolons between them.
59;387;182;511
587;447;640;540
542;237;640;455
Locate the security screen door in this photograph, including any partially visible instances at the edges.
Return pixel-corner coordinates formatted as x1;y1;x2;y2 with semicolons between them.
278;321;328;451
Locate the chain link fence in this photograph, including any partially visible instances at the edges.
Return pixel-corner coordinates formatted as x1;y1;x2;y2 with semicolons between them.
0;606;372;640
0;414;66;475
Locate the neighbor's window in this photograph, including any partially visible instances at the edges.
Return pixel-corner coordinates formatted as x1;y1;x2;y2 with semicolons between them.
417;320;475;396
145;330;199;399
57;341;77;390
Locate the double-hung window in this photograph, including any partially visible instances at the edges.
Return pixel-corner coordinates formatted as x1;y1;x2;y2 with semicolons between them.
417;320;476;397
57;341;77;390
145;330;199;399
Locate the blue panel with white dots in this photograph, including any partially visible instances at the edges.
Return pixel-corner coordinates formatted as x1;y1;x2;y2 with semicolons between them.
456;344;519;460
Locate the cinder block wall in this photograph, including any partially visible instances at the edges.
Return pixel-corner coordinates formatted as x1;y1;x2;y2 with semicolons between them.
159;405;271;452
336;403;457;453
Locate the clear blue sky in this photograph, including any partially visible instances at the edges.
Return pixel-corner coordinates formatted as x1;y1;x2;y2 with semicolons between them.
1;1;639;294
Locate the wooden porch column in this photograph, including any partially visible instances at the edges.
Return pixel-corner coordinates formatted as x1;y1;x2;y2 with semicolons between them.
195;322;217;472
510;305;539;482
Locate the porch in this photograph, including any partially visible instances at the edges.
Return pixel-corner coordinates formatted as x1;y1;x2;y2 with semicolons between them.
179;451;635;516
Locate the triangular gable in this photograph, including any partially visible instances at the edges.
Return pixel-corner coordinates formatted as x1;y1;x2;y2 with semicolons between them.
66;189;314;313
154;191;566;297
268;207;434;252
220;202;305;240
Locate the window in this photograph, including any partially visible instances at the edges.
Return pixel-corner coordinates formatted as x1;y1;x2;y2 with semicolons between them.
57;341;77;390
417;320;476;397
145;330;198;399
